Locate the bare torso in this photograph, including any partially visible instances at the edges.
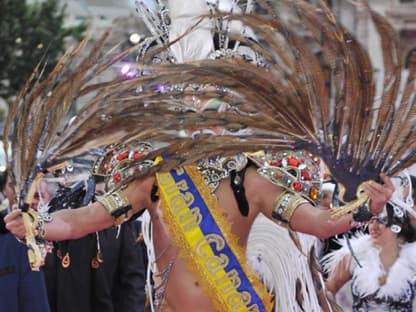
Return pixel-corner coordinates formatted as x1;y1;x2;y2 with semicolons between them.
148;167;271;311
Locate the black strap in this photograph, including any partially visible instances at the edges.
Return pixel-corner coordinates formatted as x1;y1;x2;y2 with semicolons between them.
230;167;250;217
151;184;159;202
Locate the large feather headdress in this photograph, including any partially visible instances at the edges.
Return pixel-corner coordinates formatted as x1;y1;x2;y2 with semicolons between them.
3;33;144;210
4;0;416;217
129;0;416;201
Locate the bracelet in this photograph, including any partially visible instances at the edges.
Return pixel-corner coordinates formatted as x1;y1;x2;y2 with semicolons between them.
37;212;53;239
272;191;308;224
96;190;133;225
28;211;53;240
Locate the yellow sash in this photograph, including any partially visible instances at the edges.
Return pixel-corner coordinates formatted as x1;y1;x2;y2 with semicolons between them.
156;166;273;312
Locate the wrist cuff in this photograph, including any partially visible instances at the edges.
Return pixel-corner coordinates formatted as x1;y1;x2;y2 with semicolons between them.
96;190;133;225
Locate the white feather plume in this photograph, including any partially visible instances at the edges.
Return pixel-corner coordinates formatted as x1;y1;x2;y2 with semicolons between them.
168;0;214;62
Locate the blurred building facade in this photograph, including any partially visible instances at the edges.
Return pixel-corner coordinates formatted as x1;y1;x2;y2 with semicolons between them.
54;0;416;71
332;0;416;70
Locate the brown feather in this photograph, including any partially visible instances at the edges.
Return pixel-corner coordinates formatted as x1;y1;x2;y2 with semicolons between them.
4;1;416;205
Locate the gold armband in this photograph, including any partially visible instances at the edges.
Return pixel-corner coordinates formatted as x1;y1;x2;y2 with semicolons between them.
96;190;133;225
272;191;308;224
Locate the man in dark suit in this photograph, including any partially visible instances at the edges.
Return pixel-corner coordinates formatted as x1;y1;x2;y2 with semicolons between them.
43;176;147;312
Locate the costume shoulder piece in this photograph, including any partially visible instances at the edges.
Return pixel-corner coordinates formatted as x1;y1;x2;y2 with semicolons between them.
352;240;416;301
247;150;325;204
400;241;416;272
92;141;154;190
197;154;248;192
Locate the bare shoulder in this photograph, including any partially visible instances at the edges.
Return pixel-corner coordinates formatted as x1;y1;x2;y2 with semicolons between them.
244;166;283;213
245;166;273;186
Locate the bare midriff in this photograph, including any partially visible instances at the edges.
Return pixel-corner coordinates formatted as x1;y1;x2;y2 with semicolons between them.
148;175;259;311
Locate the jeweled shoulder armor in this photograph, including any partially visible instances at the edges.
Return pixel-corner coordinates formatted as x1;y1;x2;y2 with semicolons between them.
197;154;248;192
247;150;325;205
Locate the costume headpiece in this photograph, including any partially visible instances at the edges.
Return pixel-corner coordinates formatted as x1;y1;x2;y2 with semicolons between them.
375;170;416;233
132;0;416;207
4;0;416;267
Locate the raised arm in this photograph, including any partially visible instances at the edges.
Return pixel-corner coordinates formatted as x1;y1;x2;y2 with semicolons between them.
5;176;155;241
290;175;393;239
325;256;352;296
247;170;394;239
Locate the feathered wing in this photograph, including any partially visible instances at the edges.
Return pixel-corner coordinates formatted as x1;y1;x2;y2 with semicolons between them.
3;33;147;207
4;36;93;202
5;1;416;204
110;0;415;199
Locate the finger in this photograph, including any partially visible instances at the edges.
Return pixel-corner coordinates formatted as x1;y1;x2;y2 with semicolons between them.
368;180;384;192
4;209;22;223
363;180;392;199
379;173;395;191
17;224;27;238
362;183;389;205
6;219;26;238
361;181;380;197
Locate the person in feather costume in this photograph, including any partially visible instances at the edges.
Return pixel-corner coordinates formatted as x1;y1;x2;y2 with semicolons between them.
137;1;348;311
3;0;414;311
322;171;416;312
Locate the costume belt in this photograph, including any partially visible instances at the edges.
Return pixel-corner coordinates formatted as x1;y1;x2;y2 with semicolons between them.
156;166;273;312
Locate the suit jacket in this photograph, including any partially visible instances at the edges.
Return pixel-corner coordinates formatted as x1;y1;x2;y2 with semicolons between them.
44;219;147;312
0;231;50;312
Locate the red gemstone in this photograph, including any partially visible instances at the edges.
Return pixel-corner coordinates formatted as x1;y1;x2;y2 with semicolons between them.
133;151;142;160
116;152;128;161
113;173;121;181
292;181;302;191
270;158;282;167
301;170;311;181
288;158;299;167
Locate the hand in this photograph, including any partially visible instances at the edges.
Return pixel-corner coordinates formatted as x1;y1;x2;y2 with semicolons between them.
123;176;156;213
4;208;26;239
361;173;395;215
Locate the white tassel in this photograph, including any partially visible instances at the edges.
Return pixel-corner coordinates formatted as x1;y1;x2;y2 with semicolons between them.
141;210;156;312
247;213;323;312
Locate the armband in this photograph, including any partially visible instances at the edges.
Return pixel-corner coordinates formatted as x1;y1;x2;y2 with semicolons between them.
96;190;133;225
272;191;308;224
